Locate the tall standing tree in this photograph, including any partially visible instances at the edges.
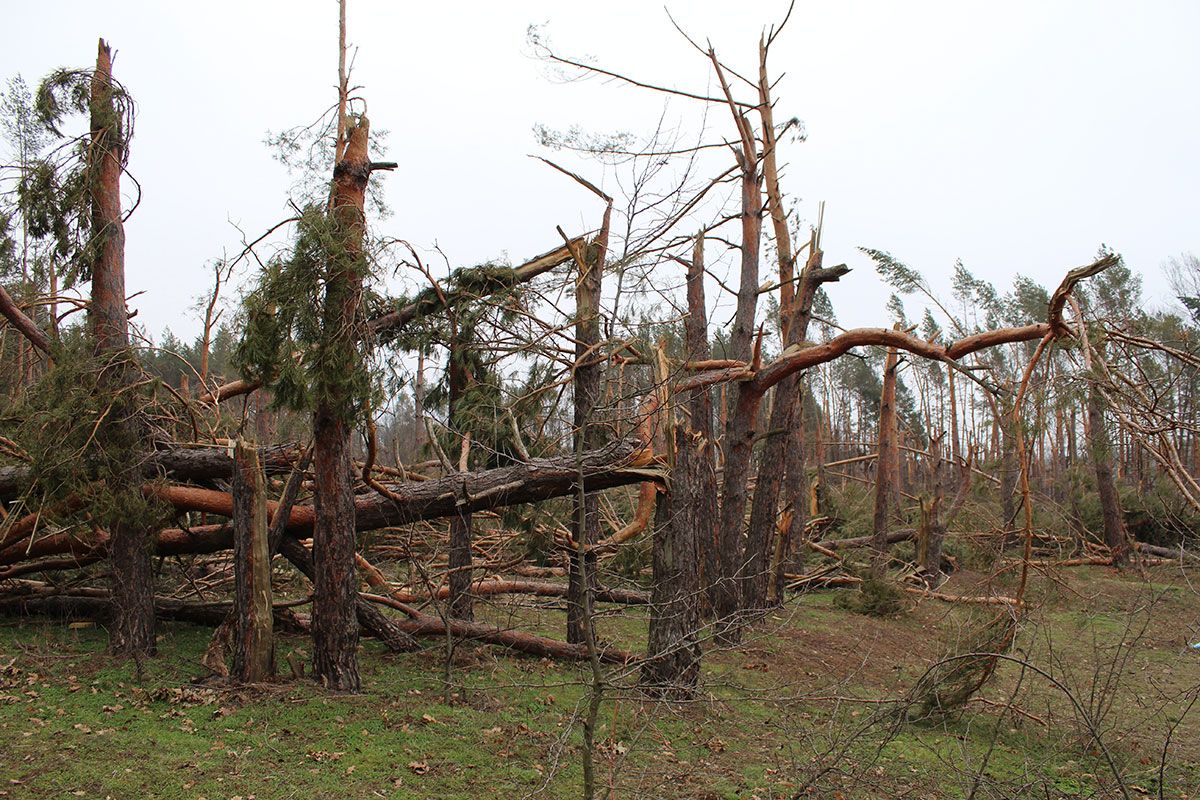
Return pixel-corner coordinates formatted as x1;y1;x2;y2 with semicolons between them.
87;40;156;658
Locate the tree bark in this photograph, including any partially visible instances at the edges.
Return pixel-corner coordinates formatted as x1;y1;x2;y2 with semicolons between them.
310;114;373;692
683;237;721;617
278;536;418;654
0;438;662;572
567;214;608;644
446;337;475;622
641;426;703;697
744;238;849;609
871;342;900;574
918;434;948;584
1087;386;1129;565
0;443;301;503
232;440;273;682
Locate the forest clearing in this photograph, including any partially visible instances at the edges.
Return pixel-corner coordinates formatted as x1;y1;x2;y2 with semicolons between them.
0;2;1198;798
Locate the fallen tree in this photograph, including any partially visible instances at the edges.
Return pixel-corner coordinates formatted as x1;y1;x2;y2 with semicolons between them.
0;443;303;503
0;439;663;568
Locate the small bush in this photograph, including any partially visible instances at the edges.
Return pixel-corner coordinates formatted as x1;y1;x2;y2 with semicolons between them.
835;576;908;617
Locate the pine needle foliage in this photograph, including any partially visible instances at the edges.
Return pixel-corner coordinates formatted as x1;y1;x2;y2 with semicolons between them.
3;335;168;533
234;206;375;424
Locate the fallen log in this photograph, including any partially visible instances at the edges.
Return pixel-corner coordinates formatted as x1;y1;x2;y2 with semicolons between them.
1133;541;1200;562
0;443;302;503
0;582;309;632
814;529;914;552
782;572;1021;606
360;592;634;664
0;439;662;568
385;578;648;606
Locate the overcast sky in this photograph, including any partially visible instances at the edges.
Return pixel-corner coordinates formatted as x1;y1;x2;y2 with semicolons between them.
3;1;1197;341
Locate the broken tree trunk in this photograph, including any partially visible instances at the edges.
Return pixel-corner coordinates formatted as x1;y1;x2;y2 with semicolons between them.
446;335;475;622
744;232;850;610
0;443;303;503
682;236;721;619
88;39;155;660
871;340;901;574
382;578;647;606
232;439;273;683
918;433;948;584
566;209;608;645
710;55;764;636
360;593;632;664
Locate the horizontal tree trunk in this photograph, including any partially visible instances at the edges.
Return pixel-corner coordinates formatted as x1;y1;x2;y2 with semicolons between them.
0;440;660;568
360;593;633;664
0;443;303;502
387;578;647;606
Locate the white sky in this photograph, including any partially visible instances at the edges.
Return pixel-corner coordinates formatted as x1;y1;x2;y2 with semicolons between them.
2;1;1198;341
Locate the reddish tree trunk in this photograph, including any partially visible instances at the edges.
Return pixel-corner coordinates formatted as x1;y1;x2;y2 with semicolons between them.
311;115;373;692
89;39;155;659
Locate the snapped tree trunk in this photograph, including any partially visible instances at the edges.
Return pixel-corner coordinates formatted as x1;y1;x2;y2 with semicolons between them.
683;237;720;617
744;238;848;610
89;39;155;659
918;434;948;584
998;389;1020;543
567;218;607;644
871;342;900;574
232;440;273;682
446;337;475;622
713;157;763;632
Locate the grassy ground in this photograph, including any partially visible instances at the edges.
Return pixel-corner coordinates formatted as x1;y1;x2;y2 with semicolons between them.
2;563;1199;799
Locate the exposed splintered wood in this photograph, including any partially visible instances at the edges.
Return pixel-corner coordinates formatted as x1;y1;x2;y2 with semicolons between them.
232;440;273;683
712;60;765;634
745;233;848;611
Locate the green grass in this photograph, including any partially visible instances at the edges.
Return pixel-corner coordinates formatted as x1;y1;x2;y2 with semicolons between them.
3;565;1200;798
